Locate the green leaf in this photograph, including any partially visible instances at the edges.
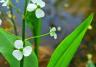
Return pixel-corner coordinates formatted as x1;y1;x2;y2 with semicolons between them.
26;11;41;56
47;13;94;67
0;28;38;67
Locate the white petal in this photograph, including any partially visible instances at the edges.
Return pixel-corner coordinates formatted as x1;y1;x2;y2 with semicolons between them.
50;32;56;37
23;46;32;57
37;0;45;8
14;40;23;49
50;27;56;37
51;27;56;32
57;26;61;31
27;3;37;12
12;50;23;61
0;0;5;3
35;8;45;18
2;2;7;6
31;0;38;3
0;19;2;25
50;27;56;35
54;34;57;39
49;27;57;39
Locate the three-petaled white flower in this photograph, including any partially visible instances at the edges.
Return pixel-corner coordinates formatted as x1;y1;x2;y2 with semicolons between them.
12;40;32;61
50;27;57;39
27;0;45;18
0;0;9;7
0;18;2;25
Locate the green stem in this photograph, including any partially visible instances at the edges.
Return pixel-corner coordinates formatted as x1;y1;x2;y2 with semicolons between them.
25;32;50;41
21;17;25;67
21;0;28;67
25;32;50;61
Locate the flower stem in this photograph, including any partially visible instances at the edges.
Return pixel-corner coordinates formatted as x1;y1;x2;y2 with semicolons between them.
25;32;50;41
21;0;28;67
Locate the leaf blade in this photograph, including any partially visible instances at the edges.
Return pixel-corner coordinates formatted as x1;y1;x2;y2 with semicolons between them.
0;28;38;67
47;13;94;67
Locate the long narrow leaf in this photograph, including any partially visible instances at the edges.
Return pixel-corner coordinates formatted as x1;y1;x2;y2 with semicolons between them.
47;13;94;67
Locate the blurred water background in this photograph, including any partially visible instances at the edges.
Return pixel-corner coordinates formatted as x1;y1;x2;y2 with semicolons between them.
0;0;90;48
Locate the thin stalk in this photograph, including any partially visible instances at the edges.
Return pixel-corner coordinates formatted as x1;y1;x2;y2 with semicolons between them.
21;0;28;67
25;32;50;58
25;33;50;41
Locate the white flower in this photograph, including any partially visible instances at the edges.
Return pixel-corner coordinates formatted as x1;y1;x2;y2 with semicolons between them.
27;0;45;18
88;25;92;30
12;40;32;61
50;27;57;39
0;19;2;25
87;54;92;60
57;26;61;31
0;0;9;7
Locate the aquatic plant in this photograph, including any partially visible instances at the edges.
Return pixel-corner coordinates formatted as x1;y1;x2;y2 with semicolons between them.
0;0;94;67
